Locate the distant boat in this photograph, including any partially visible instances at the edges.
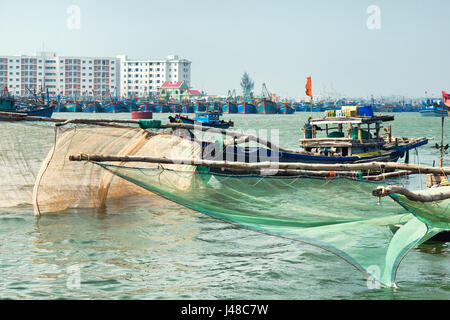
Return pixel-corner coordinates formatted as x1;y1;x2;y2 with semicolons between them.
222;102;238;113
0;97;53;120
169;103;183;113
83;101;104;113
257;98;278;114
103;101;129;113
139;103;156;112
181;102;194;113
208;101;222;113
419;105;448;117
61;102;83;112
169;111;234;129
277;102;295;114
194;101;209;112
237;101;257;114
154;102;170;113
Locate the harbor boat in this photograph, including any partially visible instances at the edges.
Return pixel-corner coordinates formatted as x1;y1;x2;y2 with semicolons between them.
257;98;278;114
82;101;104;113
168;111;234;129
154;102;170;113
419;104;448;117
181;102;194;113
208;101;222;113
61;102;83;112
103;101;129;113
222;102;238;113
169;103;183;113
0;97;53;119
203;106;428;168
237;100;257;114
139;102;156;112
194;101;209;112
277;102;295;114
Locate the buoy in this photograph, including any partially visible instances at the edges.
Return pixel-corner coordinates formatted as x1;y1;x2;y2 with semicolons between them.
131;111;153;119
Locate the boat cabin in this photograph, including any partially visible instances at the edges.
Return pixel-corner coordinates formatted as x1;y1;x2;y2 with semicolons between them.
301;115;395;157
194;112;222;125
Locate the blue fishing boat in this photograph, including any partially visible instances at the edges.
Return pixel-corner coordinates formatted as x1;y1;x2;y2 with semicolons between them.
139;103;156;112
61;102;83;112
181;102;194;113
169;103;183;113
169;111;234;129
222;102;238;114
154;102;170;113
82;101;104;113
208;101;222;113
277;102;295;114
203;112;428;169
257;98;278;114
194;101;209;112
419;104;448;117
0;97;53;120
103;101;129;113
237;101;257;114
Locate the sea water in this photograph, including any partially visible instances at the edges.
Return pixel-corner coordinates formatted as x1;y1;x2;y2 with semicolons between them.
0;112;448;299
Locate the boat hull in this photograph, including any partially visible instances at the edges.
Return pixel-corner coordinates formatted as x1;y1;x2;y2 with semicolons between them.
257;100;278;114
222;102;238;114
237;102;257;114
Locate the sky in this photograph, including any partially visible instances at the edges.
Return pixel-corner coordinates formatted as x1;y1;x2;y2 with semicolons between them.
0;0;449;99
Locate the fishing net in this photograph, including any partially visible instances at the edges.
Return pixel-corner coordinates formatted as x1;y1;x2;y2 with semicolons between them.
8;121;444;288
32;123;202;214
91;162;443;288
0;122;55;207
390;187;450;229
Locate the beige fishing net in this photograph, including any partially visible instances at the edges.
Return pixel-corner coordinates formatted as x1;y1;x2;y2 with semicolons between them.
32;123;202;215
0;122;55;207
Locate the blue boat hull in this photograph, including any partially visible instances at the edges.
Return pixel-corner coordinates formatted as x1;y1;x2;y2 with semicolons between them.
182;105;194;113
257;100;278;114
237;102;257;114
0;105;54;120
222;102;238;113
155;104;170;113
278;107;295;114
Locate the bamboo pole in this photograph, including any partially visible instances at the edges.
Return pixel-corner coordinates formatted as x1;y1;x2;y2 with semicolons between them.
68;153;450;175
0;112;295;153
372;185;450;202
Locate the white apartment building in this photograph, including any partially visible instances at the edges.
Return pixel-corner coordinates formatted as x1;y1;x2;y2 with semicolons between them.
118;54;191;98
0;52;120;97
0;52;191;98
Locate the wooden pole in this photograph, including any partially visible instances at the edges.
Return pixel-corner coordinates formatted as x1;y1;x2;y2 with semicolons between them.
68;153;450;175
372;185;450;202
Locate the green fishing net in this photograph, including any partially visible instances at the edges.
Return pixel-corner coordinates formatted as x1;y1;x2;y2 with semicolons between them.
390;188;450;229
93;162;443;288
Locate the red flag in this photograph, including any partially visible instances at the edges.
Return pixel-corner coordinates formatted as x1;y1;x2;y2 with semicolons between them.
305;77;312;97
442;91;450;108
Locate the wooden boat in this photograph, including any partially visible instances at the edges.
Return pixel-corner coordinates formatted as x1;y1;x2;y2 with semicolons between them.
277;102;295;114
222;102;238;114
419;104;448;117
181;102;194;113
257;98;278;114
169;103;183;113
237;100;257;114
168;112;234;129
0;97;53;119
203;108;428;168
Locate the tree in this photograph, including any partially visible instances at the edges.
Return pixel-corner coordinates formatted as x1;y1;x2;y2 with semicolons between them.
240;72;254;98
